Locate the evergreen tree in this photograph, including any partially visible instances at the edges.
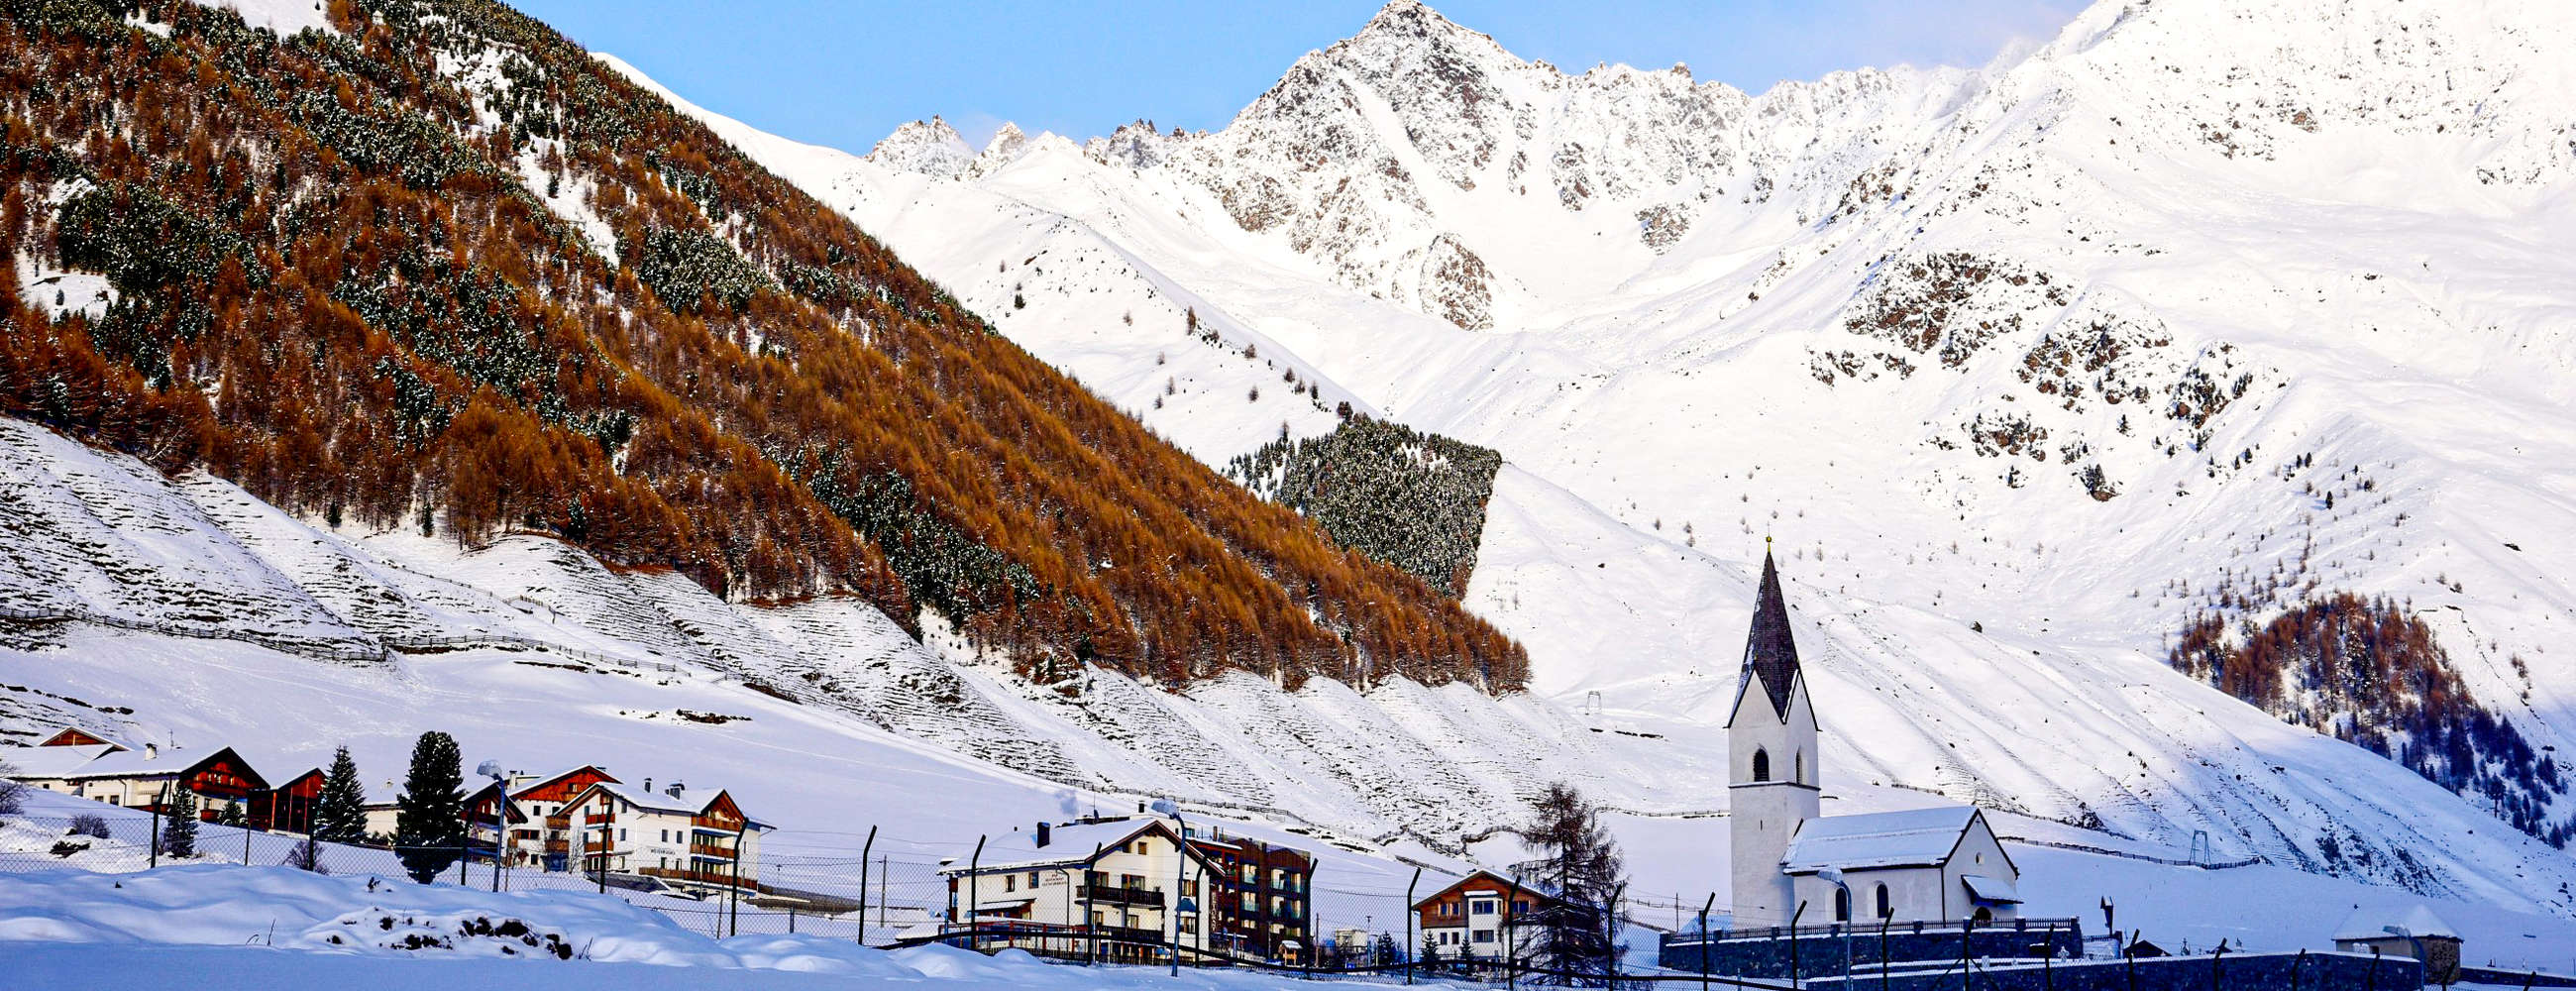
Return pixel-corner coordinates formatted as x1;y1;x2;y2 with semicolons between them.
1523;782;1625;985
159;788;198;859
1371;932;1402;967
392;730;466;883
311;746;369;844
1420;932;1443;974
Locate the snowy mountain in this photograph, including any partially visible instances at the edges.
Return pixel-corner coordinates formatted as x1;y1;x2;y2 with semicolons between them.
9;0;2576;956
612;0;2576;920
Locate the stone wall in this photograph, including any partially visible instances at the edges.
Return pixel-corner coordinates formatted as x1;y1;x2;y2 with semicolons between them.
1662;921;2085;980
1802;951;2419;991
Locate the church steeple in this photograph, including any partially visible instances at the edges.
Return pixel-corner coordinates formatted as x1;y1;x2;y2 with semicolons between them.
1743;547;1801;717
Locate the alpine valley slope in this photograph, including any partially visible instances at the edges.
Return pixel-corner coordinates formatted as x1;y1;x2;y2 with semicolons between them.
606;0;2576;916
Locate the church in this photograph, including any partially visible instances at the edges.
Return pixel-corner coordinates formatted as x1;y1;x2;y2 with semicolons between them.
1727;549;2023;928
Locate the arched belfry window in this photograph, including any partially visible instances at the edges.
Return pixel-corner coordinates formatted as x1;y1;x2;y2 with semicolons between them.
1794;751;1805;785
1751;748;1771;783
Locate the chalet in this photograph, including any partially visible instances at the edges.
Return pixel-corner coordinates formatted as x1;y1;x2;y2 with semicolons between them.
250;767;325;833
939;817;1220;964
2;740;268;820
507;764;619;871
558;779;768;892
463;780;532;865
1189;828;1316;963
1412;868;1570;965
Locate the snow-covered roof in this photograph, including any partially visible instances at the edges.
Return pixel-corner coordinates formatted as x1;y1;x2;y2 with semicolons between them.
945;819;1197;873
1781;807;1979;873
1961;874;2020;904
0;743;123;778
2332;905;2460;942
579;783;770;830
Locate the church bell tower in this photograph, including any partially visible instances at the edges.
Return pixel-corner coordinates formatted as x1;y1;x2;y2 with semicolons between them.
1727;545;1819;928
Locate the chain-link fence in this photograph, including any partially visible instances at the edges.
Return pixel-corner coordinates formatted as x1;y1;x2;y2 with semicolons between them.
0;804;949;944
1;800;1806;986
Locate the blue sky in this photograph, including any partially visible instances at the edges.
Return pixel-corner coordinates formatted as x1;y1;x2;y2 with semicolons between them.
516;0;2088;154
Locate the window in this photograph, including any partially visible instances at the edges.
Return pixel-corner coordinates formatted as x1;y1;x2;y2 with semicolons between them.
1751;748;1771;783
1833;887;1850;923
1471;901;1496;915
618;828;627;840
1029;870;1042;888
1513;899;1531;914
1794;751;1804;784
1474;931;1495;943
1874;884;1891;920
1004;875;1017;892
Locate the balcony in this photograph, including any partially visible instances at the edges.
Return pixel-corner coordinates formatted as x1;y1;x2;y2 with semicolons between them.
689;840;736;859
1081;884;1164;908
584;840;614;854
642;865;754;891
584;813;613;826
691;815;741;832
545;815;571;830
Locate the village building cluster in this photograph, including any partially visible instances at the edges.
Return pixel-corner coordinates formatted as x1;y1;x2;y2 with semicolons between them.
0;732;769;895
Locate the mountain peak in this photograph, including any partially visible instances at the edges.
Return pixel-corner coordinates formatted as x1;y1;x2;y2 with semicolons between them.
866;116;977;176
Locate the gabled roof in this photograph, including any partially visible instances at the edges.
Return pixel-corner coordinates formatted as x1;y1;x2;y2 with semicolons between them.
565;781;770;830
37;727;125;749
8;744;268;790
465;781;530;825
0;742;124;778
944;818;1208;874
1410;869;1566;912
2332;905;2461;942
508;764;617;799
1781;807;1985;873
1960;874;2020;905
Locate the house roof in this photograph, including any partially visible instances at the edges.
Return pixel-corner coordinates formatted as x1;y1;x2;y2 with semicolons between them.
1410;869;1566;911
508;765;617;798
1781;807;1982;873
2332;905;2461;942
36;727;125;749
571;782;770;830
945;819;1206;874
0;742;124;778
7;744;267;790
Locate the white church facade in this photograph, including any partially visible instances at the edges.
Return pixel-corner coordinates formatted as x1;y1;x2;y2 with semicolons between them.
1727;549;2023;928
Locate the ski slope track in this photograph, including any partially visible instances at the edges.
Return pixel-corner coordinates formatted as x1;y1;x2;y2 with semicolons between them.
597;0;2576;922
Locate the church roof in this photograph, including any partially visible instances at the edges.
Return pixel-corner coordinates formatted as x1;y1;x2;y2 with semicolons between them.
1780;807;1981;873
1742;549;1802;717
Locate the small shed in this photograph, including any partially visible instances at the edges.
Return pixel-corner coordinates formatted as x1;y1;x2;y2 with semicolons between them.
2331;905;2460;982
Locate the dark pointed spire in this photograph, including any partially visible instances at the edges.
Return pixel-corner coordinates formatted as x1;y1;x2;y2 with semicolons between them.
1743;544;1801;717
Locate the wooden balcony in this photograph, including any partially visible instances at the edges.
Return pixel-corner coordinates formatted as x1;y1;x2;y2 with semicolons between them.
1081;884;1164;908
689;840;735;859
584;813;613;826
641;865;754;890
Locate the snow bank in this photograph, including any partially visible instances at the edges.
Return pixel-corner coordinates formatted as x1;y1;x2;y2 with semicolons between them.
0;863;1411;989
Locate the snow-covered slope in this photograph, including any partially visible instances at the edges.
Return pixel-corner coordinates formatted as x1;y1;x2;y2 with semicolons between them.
594;0;2576;922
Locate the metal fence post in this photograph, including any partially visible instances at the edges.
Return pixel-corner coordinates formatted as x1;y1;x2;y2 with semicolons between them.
728;822;746;937
1406;867;1422;986
856;826;875;946
1699;893;1715;991
150;786;164;869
